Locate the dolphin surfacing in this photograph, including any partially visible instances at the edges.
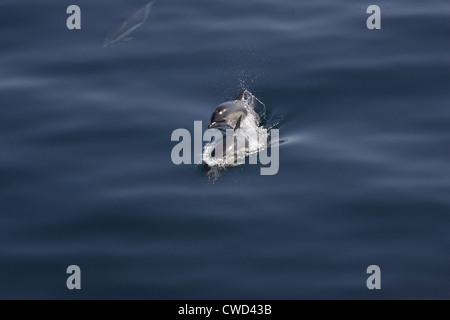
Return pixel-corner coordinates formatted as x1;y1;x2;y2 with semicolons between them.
102;0;156;48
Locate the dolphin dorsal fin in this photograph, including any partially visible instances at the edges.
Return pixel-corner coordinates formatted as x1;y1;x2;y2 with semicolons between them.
234;115;242;131
234;88;246;101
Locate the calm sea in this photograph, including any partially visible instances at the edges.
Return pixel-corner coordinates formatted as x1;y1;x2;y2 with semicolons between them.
0;0;449;299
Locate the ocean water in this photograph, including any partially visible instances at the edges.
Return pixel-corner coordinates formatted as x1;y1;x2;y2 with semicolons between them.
0;0;449;299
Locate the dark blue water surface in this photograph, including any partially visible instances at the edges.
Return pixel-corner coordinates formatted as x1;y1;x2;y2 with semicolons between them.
1;0;449;299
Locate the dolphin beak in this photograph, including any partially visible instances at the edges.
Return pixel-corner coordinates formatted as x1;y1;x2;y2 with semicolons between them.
208;122;217;129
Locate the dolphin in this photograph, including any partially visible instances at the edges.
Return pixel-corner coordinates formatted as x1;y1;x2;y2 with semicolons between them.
208;89;260;129
204;116;248;175
102;0;156;48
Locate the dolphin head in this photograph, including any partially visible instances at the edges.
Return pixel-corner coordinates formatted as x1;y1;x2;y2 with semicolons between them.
208;89;249;129
208;101;248;129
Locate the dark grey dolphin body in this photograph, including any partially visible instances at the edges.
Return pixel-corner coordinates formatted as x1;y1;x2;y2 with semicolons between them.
209;116;245;159
208;89;253;129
